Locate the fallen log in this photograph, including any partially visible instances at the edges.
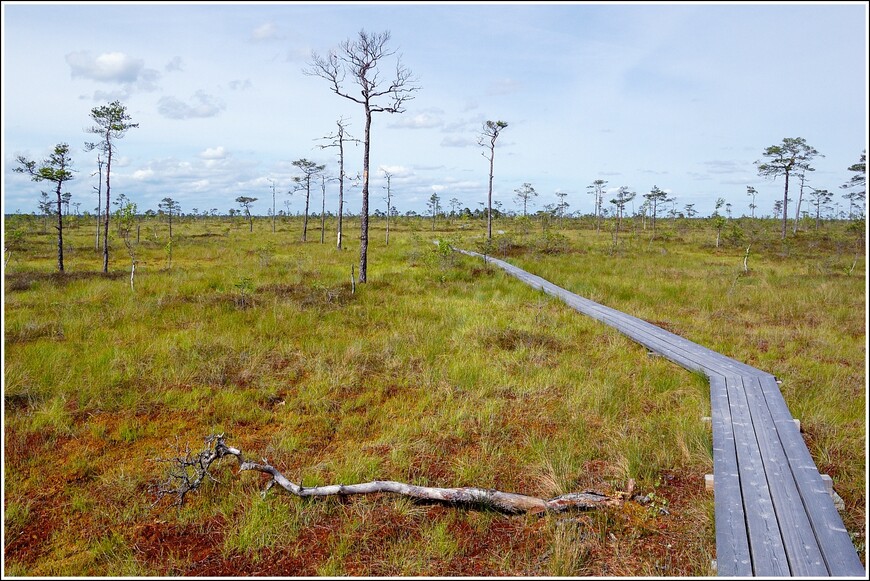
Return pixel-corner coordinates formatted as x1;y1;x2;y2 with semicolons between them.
151;435;630;515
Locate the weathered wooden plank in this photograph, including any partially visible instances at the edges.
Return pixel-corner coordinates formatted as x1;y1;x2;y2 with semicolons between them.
457;248;866;578
723;375;790;576
709;374;753;576
740;376;827;575
757;376;866;577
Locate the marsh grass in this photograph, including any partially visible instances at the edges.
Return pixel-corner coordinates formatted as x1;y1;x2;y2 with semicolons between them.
3;213;864;575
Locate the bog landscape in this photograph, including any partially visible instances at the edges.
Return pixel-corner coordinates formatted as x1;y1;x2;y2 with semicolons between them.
3;21;867;578
3;205;865;575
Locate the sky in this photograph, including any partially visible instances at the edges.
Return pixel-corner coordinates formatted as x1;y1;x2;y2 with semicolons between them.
2;1;868;218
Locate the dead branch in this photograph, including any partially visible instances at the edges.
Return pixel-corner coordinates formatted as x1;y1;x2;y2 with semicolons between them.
149;435;227;509
150;435;628;515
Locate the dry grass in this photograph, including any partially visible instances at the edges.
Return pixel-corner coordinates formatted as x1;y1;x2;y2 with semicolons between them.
3;212;864;575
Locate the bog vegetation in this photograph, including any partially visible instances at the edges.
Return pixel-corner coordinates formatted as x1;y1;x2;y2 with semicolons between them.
3;210;865;576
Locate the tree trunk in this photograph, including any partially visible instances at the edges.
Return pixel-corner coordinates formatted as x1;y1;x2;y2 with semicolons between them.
337;137;345;250
793;175;805;235
95;160;102;251
302;177;311;242
320;179;326;244
55;183;64;272
781;171;790;240
359;108;372;283
103;137;111;273
385;177;391;246
596;192;602;234
487;148;494;241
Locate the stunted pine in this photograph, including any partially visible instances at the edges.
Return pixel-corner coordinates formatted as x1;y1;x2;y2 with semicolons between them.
756;137;821;239
643;185;668;236
610;186;635;245
479;120;508;241
85;100;138;273
158;197;181;240
841;149;866;219
14;143;76;272
513;182;538;218
587;179;608;233
290;159;325;242
236;196;257;232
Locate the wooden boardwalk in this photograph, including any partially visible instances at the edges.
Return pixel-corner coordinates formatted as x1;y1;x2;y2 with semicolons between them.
458;249;864;577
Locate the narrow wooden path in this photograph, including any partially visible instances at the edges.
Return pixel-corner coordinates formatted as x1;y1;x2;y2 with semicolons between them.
457;249;864;577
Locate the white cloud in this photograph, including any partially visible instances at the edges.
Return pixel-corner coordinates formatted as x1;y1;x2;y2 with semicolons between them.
158;91;226;120
252;22;283;41
67;51;160;101
67;51;144;83
200;146;228;160
378;164;408;175
389;110;444;129
132;168;154;180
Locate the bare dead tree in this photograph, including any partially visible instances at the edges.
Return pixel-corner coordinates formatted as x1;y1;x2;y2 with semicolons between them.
151;435;629;515
268;178;277;233
319;174;338;244
317;117;360;251
382;168;393;245
793;169;814;234
306;30;420;283
93;154;104;250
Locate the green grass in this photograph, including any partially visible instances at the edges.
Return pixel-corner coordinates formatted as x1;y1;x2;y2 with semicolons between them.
3;212;865;575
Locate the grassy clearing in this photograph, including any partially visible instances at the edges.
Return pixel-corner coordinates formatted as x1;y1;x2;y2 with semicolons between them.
3;212;865;575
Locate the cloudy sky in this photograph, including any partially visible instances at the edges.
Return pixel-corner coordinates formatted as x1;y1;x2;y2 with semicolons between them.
2;2;867;218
